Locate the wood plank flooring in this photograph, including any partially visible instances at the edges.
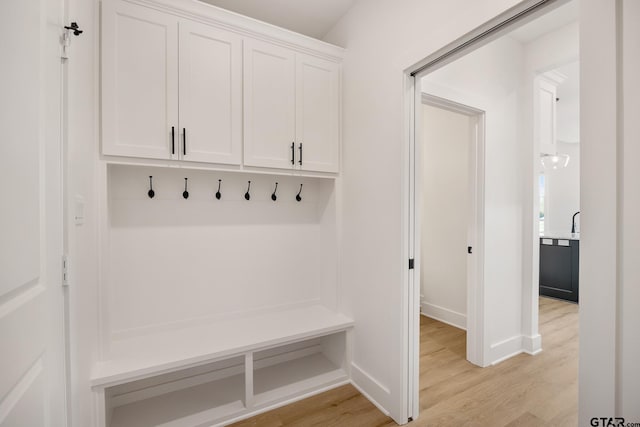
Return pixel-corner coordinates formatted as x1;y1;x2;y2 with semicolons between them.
230;297;578;427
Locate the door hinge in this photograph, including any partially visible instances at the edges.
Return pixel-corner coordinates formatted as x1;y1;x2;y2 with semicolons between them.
61;22;83;60
62;255;69;287
408;258;414;270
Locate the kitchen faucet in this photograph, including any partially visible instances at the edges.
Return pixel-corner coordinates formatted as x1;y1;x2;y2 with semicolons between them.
571;211;580;234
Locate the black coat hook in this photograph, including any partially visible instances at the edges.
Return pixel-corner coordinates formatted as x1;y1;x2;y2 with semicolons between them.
296;184;303;202
244;181;251;200
147;176;155;199
183;178;189;199
271;182;278;201
64;22;83;36
215;179;222;200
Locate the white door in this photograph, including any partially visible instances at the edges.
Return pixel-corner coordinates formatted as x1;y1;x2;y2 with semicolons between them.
0;0;67;425
243;39;296;169
295;54;340;173
102;0;179;160
178;20;242;165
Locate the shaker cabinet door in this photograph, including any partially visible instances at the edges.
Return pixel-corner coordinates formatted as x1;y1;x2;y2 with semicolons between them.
102;0;178;159
535;77;557;156
243;39;296;169
178;21;242;164
296;54;340;173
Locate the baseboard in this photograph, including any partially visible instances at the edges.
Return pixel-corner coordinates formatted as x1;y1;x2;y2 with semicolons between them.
489;335;524;365
350;363;391;417
522;334;542;355
420;302;466;330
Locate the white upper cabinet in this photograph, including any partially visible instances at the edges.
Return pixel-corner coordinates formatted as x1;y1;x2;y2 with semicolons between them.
102;0;178;160
535;74;560;156
243;39;296;169
296;54;340;173
102;0;341;173
102;0;242;164
244;41;340;173
178;21;242;164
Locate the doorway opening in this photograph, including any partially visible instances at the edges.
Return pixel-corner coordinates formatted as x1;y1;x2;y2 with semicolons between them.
405;0;580;422
418;95;485;367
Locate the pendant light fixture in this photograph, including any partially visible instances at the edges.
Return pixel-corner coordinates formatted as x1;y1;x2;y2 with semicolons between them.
540;152;570;170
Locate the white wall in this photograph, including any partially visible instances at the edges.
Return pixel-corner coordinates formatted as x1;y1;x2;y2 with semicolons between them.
104;166;337;344
63;0;640;424
420;104;469;330
544;141;580;235
580;0;640;423
323;0;523;420
422;35;527;363
324;1;640;423
620;1;640;417
66;0;100;426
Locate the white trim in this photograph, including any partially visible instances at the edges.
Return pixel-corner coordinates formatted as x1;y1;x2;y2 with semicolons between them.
418;94;486;368
403;74;417;424
420;304;467;331
489;335;524;365
350;380;391;417
540;69;568;85
0;358;43;423
421;93;483;115
112;0;345;61
522;334;543;355
350;363;391;416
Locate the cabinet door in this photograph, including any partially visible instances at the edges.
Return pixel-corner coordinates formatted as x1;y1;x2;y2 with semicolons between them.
535;76;557;155
179;21;242;164
102;0;178;159
295;54;340;173
243;39;296;169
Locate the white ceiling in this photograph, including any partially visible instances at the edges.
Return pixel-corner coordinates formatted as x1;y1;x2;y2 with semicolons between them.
197;0;356;39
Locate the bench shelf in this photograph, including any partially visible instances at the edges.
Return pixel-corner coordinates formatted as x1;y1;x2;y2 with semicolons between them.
94;305;353;427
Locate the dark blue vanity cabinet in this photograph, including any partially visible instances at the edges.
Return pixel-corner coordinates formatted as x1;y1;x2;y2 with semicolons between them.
539;237;579;303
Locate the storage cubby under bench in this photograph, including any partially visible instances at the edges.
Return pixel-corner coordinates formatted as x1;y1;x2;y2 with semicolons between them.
92;305;353;427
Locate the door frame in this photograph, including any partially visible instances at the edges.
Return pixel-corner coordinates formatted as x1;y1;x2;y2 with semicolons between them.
401;0;567;421
418;93;486;368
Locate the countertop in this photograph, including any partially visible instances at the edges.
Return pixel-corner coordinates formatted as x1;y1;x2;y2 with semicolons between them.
540;233;580;241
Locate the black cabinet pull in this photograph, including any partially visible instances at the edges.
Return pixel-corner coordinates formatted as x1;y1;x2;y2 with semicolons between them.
171;126;175;155
298;143;302;165
183;128;187;156
291;142;295;165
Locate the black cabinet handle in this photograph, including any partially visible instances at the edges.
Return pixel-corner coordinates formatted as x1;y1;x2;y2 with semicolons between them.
298;143;302;165
183;128;187;156
291;142;295;165
171;126;175;155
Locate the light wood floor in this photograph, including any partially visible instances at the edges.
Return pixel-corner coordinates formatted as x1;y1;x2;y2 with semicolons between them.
231;297;578;427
